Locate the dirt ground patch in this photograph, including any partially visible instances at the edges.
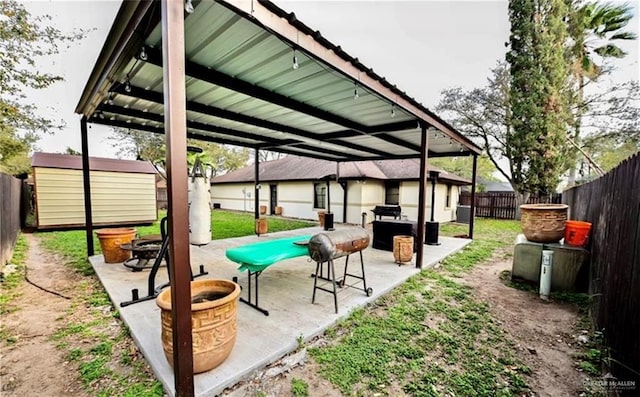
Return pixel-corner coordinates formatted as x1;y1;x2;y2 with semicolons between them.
1;234;88;396
462;254;587;397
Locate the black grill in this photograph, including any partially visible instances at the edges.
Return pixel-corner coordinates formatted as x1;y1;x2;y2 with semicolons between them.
371;205;402;220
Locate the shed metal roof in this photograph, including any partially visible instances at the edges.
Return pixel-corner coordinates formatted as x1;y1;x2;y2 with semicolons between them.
31;152;157;174
75;0;481;162
211;156;471;185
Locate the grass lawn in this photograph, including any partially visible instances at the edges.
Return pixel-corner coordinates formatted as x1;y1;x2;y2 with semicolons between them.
37;210;315;275
308;218;529;396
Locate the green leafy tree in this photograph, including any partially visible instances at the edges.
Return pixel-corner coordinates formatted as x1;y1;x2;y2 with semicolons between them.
565;1;637;184
109;128;250;178
437;63;514;185
582;135;639;175
110;127;166;161
188;141;250;178
63;147;81;155
507;0;571;203
438;70;638;194
0;0;86;175
429;155;499;184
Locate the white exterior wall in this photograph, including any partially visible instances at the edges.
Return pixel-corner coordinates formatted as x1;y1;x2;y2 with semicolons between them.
400;181;459;223
211;181;344;221
210;183;259;213
211;179;461;224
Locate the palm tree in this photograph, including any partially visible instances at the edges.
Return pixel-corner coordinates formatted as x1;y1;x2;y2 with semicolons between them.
566;1;637;184
569;1;637;81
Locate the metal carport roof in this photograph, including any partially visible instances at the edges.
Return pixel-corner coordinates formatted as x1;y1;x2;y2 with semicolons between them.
74;1;480;395
75;0;481;161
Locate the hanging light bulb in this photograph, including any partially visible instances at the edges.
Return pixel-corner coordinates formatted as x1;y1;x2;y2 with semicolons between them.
292;49;299;70
391;104;396;118
139;46;148;61
107;93;114;106
185;0;194;14
98;112;105;119
124;74;132;93
353;82;359;100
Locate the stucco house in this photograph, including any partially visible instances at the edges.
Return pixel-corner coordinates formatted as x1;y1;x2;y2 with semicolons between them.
211;156;470;224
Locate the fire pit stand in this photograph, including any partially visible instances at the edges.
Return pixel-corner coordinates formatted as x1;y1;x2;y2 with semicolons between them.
120;217;208;307
120;236;164;271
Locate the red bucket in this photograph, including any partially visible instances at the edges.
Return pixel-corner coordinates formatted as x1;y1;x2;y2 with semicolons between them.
564;220;592;247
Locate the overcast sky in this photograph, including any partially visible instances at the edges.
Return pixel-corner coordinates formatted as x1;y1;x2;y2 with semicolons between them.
24;0;639;159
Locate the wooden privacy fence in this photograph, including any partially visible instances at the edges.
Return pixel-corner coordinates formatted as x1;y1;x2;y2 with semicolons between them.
563;152;640;388
459;191;562;219
1;173;22;266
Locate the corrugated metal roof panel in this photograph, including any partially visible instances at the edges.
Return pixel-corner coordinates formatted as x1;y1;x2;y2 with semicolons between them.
77;0;483;162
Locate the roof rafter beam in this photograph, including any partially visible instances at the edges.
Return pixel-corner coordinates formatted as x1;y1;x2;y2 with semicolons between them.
143;47;372;134
88;117;257;147
88;119;333;164
110;84;395;158
96;104;370;160
427;151;473;158
371;133;422;153
99;104;292;145
321;119;419;139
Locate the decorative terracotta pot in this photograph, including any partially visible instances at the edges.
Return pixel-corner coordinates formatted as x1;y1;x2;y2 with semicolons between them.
259;205;267;215
95;228;137;263
520;204;568;243
318;211;326;227
393;235;414;264
255;218;268;235
274;206;282;216
156;279;241;374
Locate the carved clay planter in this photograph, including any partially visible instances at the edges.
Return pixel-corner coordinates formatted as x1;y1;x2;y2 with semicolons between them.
318;211;326;227
520;204;568;243
255;218;268;235
393;235;414;264
156;279;241;374
95;228;137;263
274;206;283;216
259;205;267;215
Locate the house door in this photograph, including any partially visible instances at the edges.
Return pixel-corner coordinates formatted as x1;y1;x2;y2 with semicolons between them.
270;185;277;214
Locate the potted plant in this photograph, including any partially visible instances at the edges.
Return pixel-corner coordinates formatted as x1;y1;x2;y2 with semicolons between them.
156;279;241;373
520;203;568;243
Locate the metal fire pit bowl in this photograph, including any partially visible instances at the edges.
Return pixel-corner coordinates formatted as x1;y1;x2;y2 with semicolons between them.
120;236;163;271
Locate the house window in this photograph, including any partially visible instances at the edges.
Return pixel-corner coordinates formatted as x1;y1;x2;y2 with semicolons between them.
445;184;452;208
313;183;326;209
385;181;400;205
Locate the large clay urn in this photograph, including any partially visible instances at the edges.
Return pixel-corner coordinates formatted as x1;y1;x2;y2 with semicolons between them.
156;279;240;373
520;204;568;243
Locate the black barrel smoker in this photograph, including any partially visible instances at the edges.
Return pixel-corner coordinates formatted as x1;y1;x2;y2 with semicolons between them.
308;227;373;313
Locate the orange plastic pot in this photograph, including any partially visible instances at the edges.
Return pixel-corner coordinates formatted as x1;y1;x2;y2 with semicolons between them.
96;228;137;263
564;220;592;247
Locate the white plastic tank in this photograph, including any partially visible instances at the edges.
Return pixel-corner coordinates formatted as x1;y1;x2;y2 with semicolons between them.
188;163;212;246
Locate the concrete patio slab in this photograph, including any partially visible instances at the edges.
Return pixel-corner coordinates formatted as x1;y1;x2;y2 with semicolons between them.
90;225;471;397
